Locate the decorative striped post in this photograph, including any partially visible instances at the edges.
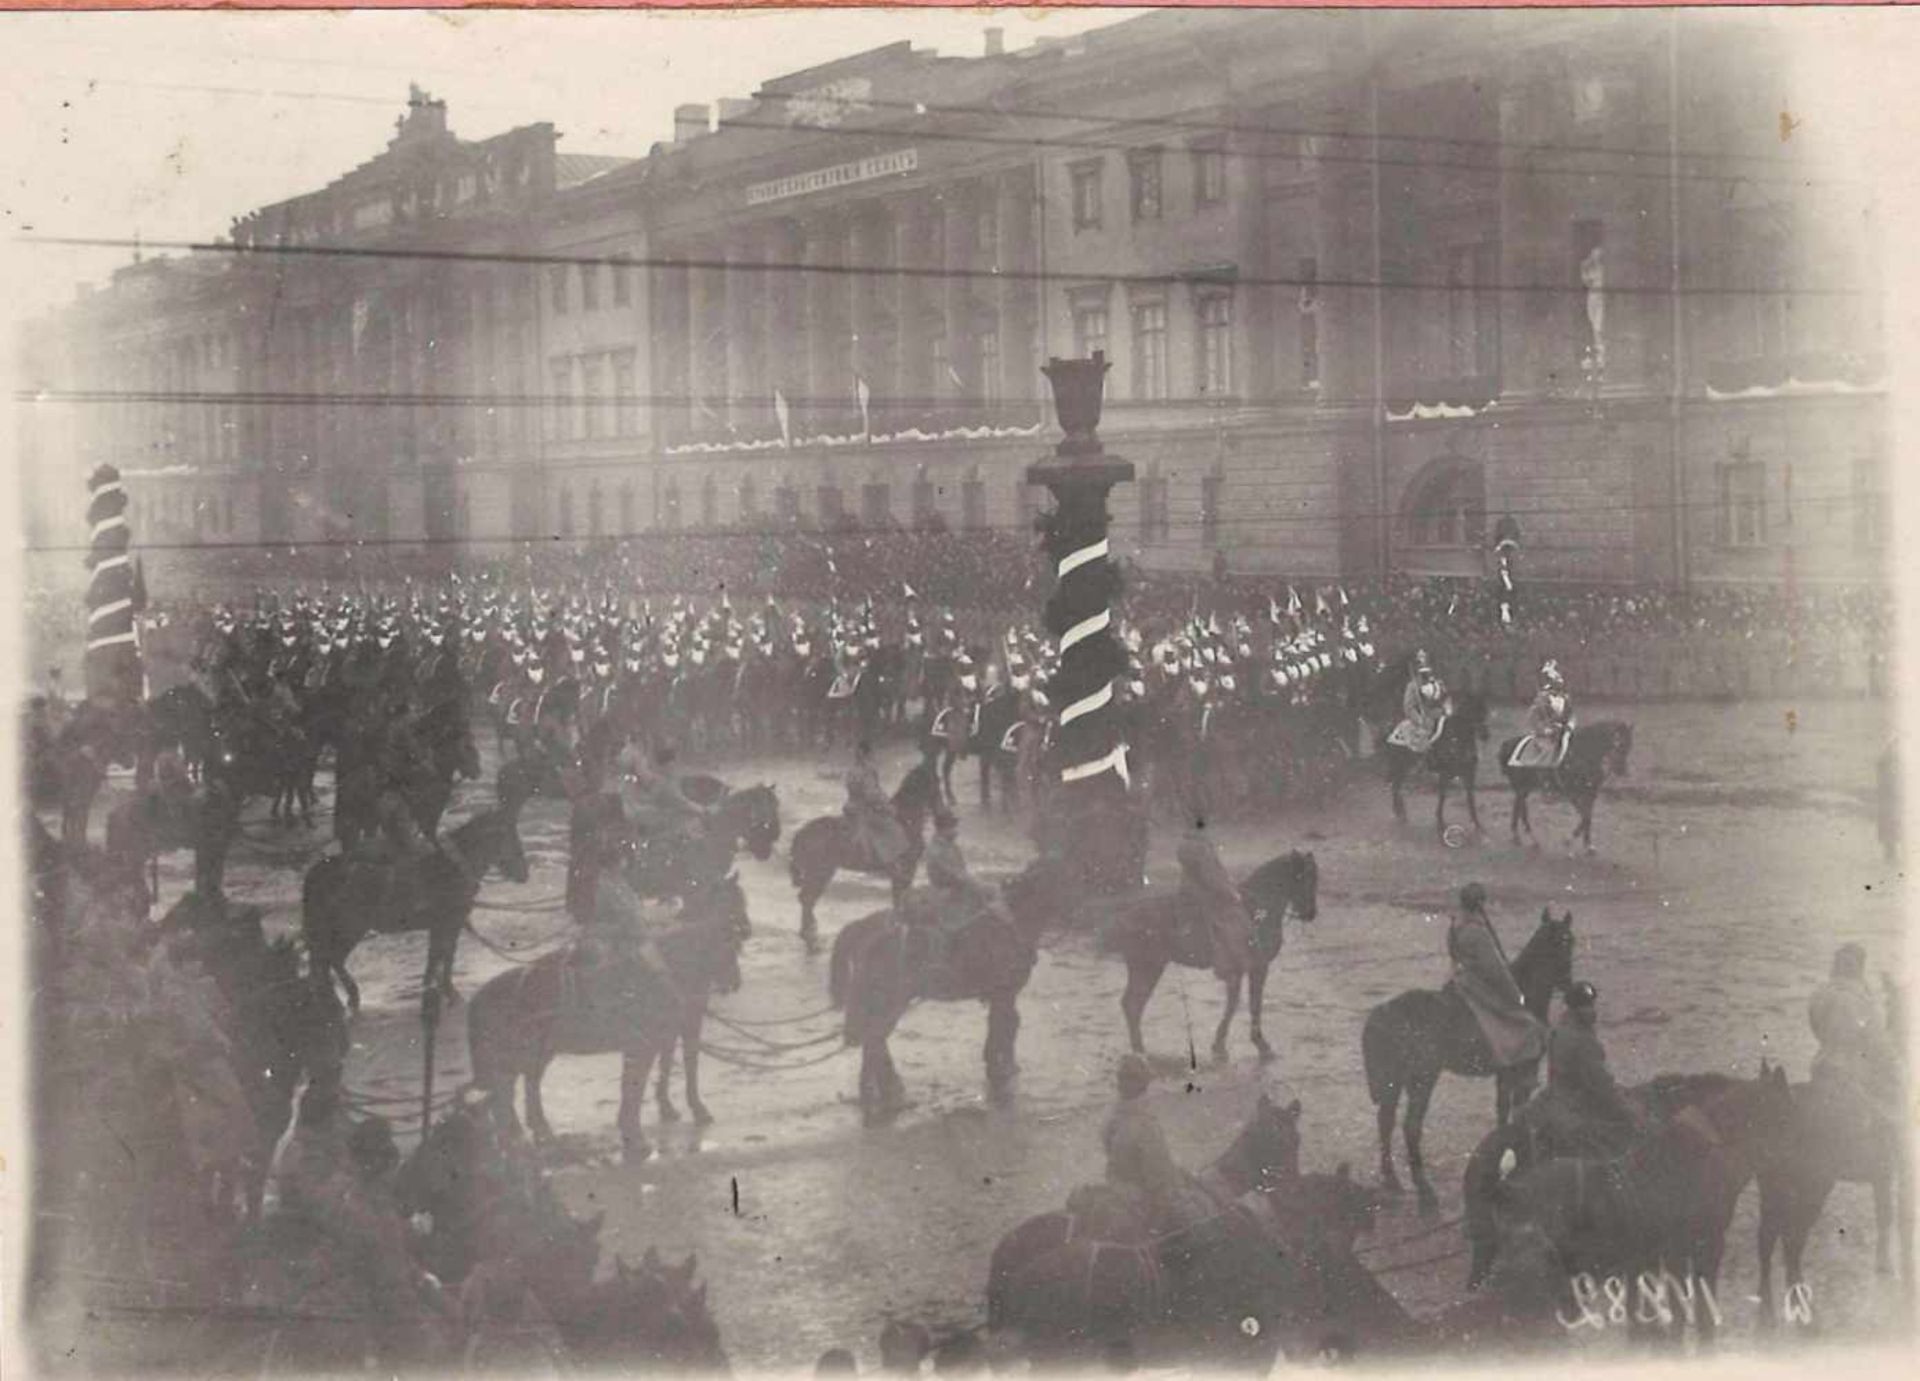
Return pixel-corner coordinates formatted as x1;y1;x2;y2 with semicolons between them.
1028;353;1138;893
83;463;144;707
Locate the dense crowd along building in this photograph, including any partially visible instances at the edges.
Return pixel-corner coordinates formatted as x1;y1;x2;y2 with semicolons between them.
16;8;1887;592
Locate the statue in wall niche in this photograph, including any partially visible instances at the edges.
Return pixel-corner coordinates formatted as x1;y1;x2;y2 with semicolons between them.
1579;244;1607;377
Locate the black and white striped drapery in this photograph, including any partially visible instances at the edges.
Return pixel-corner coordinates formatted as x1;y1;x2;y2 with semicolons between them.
83;463;146;705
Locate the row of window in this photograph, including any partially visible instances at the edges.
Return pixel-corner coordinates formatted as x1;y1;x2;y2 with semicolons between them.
546;473;1048;537
1071;287;1238;398
131;489;238;537
1070;143;1227;232
550;258;638;317
547;350;642;441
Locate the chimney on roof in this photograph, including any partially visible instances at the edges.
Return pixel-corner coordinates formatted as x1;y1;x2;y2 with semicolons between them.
984;27;1005;57
674;103;711;145
716;98;755;127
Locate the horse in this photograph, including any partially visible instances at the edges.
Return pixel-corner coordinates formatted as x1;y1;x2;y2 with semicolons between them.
1349;649;1418;756
1756;1066;1913;1324
988;1101;1406;1369
1380;689;1490;838
1362;907;1575;1213
47;697;144;848
1482;1064;1796;1346
1500;720;1634;853
156;891;350;1220
788;755;942;953
1462;1071;1742;1290
145;682;215;782
301;771;534;1015
464;874;751;1161
964;691;1026;812
622;782;782;902
826;856;1067;1119
1101;852;1320;1063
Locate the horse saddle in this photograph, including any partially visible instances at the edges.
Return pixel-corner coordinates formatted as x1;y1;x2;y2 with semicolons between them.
1506;733;1567;771
1386;717;1440;753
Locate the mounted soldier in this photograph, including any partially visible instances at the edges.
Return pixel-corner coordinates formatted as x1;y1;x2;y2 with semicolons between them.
1807;943;1899;1142
843;740;911;874
1175;819;1255;981
624;744;712;843
1508;659;1574;770
1516;980;1645;1160
1446;883;1547;1095
1388;649;1449;755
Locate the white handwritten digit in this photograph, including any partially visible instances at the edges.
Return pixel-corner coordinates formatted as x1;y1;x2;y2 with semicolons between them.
1557;1274;1609;1332
1636;1271;1673;1326
1667;1270;1698;1328
1603;1275;1630;1325
1784;1283;1814;1326
1694;1276;1723;1330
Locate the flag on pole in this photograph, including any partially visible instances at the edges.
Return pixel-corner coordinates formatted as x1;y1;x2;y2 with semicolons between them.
774;389;792;448
856;375;872;440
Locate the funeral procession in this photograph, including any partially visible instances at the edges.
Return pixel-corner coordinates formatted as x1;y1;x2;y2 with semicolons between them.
6;5;1912;1376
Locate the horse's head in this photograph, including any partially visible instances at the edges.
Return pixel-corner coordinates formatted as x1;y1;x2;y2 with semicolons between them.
727;784;782;861
1608;721;1634;778
1243;850;1318;928
1236;1091;1304;1191
1516;907;1576;1007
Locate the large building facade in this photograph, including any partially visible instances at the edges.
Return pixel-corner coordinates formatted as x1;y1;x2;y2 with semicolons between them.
16;9;1887;590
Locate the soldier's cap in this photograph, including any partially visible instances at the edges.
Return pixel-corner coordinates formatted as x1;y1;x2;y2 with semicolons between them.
1566;980;1599;1010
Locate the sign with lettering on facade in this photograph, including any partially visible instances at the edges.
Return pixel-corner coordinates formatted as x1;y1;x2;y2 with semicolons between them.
745;148;918;206
785;76;874;129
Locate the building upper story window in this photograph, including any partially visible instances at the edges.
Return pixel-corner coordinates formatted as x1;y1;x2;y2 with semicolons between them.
1131;298;1168;400
1192;142;1227;208
612;259;633;307
1138;470;1170;542
1070;159;1105;231
612;349;638;436
581;262;600;313
1446;241;1501;379
1129;148;1163;223
549;265;569;315
774;481;800;525
975;197;1000;269
1716;460;1766;547
581;354;605;439
549;360;571;440
738;476;759;527
1072;299;1110;360
863;482;892;527
912;468;938;526
702;475;719;529
661;481;683;531
1197;291;1234;396
818;482;846;529
587;482;604;538
977;329;1002;404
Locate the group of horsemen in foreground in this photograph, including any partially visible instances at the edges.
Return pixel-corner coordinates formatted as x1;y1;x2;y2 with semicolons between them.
33;565;1906;1363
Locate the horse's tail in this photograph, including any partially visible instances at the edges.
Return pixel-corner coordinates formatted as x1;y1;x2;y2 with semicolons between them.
828;921;857;1015
1361;1002;1401;1109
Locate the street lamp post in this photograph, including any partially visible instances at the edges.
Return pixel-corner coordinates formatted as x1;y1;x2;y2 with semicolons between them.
1027;352;1140;894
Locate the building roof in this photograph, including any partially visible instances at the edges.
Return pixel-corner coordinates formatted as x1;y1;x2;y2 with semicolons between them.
555;153;637;190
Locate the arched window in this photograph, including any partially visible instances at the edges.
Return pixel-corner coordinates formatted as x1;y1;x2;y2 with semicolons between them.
1403;457;1486;549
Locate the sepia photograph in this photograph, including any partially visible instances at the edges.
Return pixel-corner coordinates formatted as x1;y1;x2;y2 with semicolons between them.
2;2;1916;1375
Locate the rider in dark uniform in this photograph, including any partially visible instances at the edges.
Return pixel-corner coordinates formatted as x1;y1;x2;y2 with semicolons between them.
1521;980;1645;1158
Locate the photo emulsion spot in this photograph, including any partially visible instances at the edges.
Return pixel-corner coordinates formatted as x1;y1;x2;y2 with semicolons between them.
4;5;1914;1377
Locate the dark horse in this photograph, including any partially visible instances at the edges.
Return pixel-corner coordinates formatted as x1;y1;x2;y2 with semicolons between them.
464;874;751;1161
301;764;535;1015
1501;720;1634;853
788;755;942;952
827;857;1069;1119
1480;1064;1796;1346
1380;690;1490;838
1102;852;1320;1062
155;890;350;1220
620;783;782;902
1362;908;1575;1212
1756;989;1912;1324
987;1098;1409;1369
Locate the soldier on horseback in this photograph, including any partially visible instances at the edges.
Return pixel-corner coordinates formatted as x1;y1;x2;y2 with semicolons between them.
1176;819;1255;981
1099;1053;1184;1226
1446;884;1547;1093
1807;943;1899;1140
1517;980;1645;1159
1509;660;1574;770
1390;650;1449;755
625;744;713;842
844;741;910;877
